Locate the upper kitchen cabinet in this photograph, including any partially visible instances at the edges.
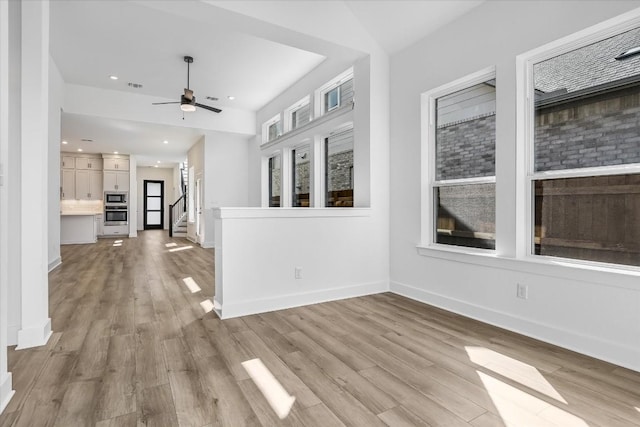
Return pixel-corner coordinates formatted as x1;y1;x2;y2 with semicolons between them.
103;157;129;171
76;170;103;200
103;171;129;192
61;169;75;200
75;156;103;170
61;155;75;169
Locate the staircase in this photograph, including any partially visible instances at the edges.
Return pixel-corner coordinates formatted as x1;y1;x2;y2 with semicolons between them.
169;159;188;238
172;211;188;237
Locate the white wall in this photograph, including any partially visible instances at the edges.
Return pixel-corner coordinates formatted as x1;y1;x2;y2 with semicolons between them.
215;26;390;320
186;137;204;242
214;209;388;318
136;166;175;230
0;0;14;413
201;131;250;247
48;56;63;271
389;1;640;371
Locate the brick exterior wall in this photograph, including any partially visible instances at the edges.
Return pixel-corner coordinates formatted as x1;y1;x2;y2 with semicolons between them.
327;151;353;191
436;113;495;180
534;86;640;171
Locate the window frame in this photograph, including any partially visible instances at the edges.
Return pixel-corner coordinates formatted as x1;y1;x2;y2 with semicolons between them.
262;113;282;144
315;67;354;117
517;11;640;269
324;125;355;208
420;66;497;252
284;95;311;133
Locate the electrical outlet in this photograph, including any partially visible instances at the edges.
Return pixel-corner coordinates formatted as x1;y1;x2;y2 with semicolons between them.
516;283;528;300
294;267;303;279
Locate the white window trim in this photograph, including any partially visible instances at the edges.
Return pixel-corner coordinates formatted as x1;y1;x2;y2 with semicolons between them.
262;113;282;145
516;8;640;269
420;65;496;252
284;95;311;133
315;67;354;117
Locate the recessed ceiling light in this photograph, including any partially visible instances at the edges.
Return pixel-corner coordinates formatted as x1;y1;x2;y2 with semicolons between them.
77;148;83;152
109;75;118;80
227;96;235;100
113;151;118;154
61;140;68;144
157;160;161;163
154;165;158;168
163;140;168;144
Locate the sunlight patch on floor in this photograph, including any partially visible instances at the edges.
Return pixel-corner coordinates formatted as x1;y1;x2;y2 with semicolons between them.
165;242;178;247
169;246;192;252
199;299;214;313
113;243;122;247
182;277;201;293
477;371;588;427
465;346;566;403
242;358;295;419
636;407;640;413
114;240;123;243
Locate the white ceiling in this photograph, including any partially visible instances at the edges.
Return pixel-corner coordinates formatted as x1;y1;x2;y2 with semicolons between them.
61;113;203;167
50;1;484;165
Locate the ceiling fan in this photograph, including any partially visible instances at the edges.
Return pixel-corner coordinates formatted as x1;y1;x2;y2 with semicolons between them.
152;56;222;114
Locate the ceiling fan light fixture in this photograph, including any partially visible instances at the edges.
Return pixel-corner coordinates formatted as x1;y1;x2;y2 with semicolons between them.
180;103;196;112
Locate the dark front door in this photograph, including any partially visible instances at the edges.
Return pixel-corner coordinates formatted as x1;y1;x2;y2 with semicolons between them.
143;180;164;230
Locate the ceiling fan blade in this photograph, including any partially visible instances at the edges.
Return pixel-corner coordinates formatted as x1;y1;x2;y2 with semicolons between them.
184;88;194;101
152;101;180;105
195;103;222;113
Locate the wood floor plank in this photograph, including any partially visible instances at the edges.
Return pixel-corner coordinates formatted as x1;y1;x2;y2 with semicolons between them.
378;405;431;427
285;330;397;414
138;383;179;427
233;329;322;409
281;351;387;427
54;379;100;426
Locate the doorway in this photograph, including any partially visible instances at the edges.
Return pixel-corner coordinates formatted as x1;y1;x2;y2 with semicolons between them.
143;180;164;230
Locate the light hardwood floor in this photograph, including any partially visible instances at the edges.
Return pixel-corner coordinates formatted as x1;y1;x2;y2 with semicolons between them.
1;230;639;426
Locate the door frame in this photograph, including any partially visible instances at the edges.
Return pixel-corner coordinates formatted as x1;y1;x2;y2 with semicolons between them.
143;179;164;230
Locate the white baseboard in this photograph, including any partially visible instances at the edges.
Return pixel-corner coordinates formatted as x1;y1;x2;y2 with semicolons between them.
201;240;214;249
16;318;52;350
390;281;640;373
219;280;388;319
0;373;14;415
48;257;61;272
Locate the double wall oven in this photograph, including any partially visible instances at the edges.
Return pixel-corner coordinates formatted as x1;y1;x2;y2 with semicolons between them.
104;192;128;225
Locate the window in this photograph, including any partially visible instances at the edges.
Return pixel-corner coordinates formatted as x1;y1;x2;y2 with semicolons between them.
268;154;281;207
316;68;354;116
291;103;311;130
528;25;640;267
262;114;282;144
292;144;311;207
325;86;340;112
285;96;311;132
426;70;496;250
325;127;354;207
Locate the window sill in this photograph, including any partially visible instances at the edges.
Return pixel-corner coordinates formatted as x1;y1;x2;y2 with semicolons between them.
416;244;640;290
215;207;370;220
261;101;354;150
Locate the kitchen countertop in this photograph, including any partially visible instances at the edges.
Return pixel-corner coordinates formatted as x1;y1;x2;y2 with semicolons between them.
60;212;101;216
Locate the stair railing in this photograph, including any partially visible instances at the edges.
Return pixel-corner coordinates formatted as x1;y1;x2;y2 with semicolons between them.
169;193;186;237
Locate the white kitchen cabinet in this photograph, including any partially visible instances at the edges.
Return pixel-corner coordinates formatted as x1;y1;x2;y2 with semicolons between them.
95;214;104;237
103;158;129;171
61;169;75;200
61;155;76;169
75;157;103;170
76;170;103;200
103;170;129;191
